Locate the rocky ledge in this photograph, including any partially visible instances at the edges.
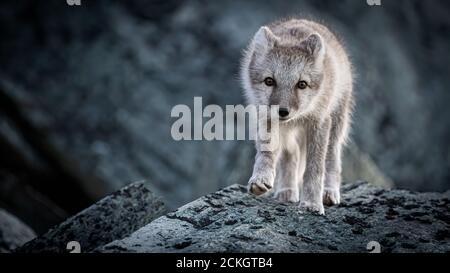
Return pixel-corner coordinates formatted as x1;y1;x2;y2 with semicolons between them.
98;182;450;253
17;181;450;253
18;181;165;253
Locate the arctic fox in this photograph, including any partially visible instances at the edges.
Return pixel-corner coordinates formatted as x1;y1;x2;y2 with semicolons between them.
241;19;353;214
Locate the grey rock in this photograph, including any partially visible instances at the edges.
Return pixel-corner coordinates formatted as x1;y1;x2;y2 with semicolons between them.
18;181;165;253
0;209;36;253
99;182;450;253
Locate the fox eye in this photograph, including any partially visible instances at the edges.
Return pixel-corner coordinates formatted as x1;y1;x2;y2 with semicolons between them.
297;80;308;89
263;77;276;87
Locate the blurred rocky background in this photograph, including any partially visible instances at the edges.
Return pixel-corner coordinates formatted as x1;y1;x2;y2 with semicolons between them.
0;0;449;238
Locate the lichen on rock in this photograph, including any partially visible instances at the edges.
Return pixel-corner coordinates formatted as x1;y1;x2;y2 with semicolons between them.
18;181;165;253
98;182;450;253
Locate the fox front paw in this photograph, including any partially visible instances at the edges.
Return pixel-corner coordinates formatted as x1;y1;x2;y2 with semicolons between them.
323;187;340;206
274;188;299;203
299;200;325;215
248;173;274;196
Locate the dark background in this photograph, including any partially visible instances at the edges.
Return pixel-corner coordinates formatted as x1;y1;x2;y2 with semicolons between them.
0;0;449;234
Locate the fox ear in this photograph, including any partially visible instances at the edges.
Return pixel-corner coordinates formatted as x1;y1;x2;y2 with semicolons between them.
253;26;279;51
301;33;325;59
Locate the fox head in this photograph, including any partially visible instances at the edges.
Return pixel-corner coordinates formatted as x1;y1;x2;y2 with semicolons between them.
243;26;326;121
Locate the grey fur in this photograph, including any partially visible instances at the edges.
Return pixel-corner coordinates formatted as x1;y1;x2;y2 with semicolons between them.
241;19;354;215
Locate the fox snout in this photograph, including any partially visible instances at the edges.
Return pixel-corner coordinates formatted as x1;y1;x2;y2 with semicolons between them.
278;107;290;119
269;93;298;120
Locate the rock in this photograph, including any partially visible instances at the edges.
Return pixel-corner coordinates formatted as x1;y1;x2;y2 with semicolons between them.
0;209;36;253
99;182;450;253
18;181;165;253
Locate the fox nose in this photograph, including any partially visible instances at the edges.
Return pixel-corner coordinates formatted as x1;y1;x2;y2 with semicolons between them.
278;108;290;118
